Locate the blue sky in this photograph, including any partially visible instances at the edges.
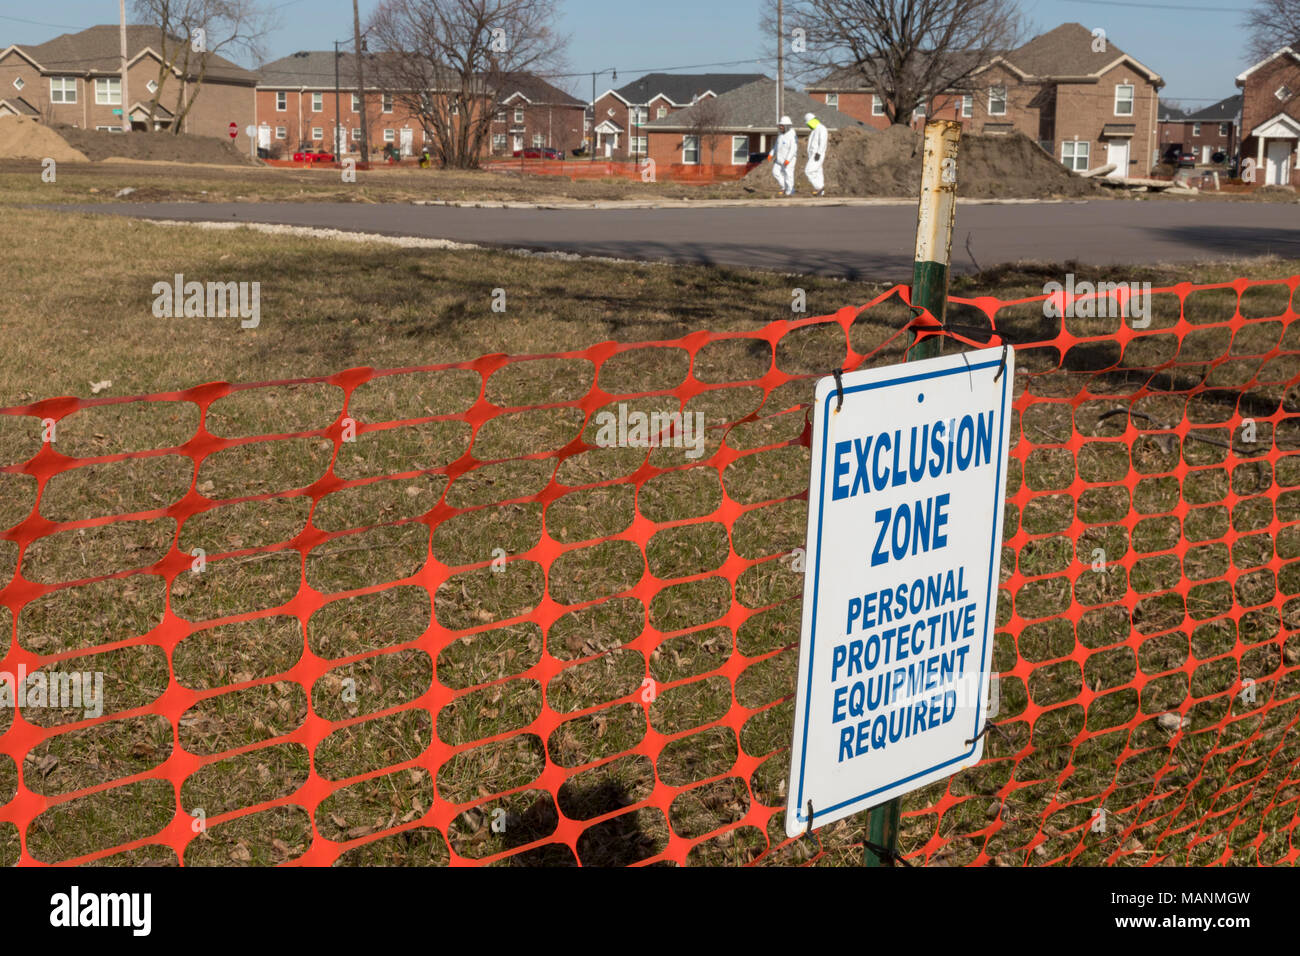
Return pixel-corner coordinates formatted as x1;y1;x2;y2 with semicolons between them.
1;0;1258;105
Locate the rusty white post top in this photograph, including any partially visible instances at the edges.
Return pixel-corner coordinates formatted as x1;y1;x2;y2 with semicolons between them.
914;121;963;267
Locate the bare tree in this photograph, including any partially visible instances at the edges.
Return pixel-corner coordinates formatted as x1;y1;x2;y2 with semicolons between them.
367;0;568;168
1244;0;1300;62
132;0;274;134
769;0;1025;125
686;94;727;165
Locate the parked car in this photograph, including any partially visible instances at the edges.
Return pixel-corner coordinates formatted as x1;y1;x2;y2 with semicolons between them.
512;147;563;160
1161;144;1196;168
292;147;335;163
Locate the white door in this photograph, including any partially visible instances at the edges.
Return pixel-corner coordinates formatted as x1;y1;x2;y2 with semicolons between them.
335;126;346;156
399;128;413;156
257;124;271;149
512;133;523;152
1106;140;1129;178
1202;145;1211;164
1265;140;1291;185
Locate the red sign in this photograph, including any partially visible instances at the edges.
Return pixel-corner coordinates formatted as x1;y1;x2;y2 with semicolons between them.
228;122;238;139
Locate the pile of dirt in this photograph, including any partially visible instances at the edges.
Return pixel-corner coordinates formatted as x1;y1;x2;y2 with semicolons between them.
53;125;252;165
0;116;89;163
742;124;1106;199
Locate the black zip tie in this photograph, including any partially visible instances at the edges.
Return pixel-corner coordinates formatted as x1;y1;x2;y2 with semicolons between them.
965;721;1011;747
864;840;912;867
832;368;844;413
994;342;1009;382
961;350;974;391
805;799;815;839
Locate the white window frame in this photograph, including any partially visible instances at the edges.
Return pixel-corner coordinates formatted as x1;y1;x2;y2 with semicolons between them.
95;125;122;132
1276;85;1292;101
871;94;884;116
351;127;360;140
532;132;545;147
1218;122;1230;137
682;134;700;164
913;101;927;119
351;93;361;113
12;76;23;91
50;76;76;104
312;92;323;112
311;127;323;140
275;126;286;139
825;92;838;108
492;133;508;150
1192;122;1201;136
962;94;973;118
1061;139;1090;172
988;86;1007;116
1114;83;1134;117
96;77;123;106
382;93;393;113
383;128;395;142
146;79;158;94
494;109;506;122
656;105;667;119
513;108;524;124
731;135;749;164
276;90;287;111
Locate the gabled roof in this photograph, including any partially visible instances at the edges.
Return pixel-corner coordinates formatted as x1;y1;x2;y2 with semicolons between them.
810;52;989;92
1181;94;1241;123
1235;45;1300;84
1157;99;1188;122
497;72;584;107
998;23;1164;82
608;72;767;107
1002;23;1161;83
23;25;255;84
642;78;867;132
0;96;39;115
258;50;422;89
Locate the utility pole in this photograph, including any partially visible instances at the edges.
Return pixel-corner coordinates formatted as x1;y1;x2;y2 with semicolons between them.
776;0;783;125
119;0;131;133
352;0;369;162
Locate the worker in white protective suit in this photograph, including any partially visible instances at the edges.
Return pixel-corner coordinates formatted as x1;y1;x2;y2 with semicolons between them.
804;112;828;196
769;115;797;196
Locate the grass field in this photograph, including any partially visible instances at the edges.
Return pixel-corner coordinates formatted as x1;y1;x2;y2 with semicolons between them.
0;204;1298;866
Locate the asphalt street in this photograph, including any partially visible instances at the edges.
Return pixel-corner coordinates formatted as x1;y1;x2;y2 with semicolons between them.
61;199;1300;281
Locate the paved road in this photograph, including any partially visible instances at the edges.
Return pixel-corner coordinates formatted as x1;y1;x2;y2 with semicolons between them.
62;200;1300;281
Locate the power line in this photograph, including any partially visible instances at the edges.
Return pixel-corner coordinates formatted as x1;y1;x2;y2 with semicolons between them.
0;14;80;28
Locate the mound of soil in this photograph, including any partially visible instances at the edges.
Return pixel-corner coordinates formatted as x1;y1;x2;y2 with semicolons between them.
742;124;1105;199
53;125;251;165
0;116;89;162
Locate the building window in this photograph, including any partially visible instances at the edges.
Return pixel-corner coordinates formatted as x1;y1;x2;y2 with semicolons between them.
276;91;287;111
94;77;122;105
1114;84;1134;116
514;108;524;123
95;125;122;132
1218;122;1230;137
532;133;545;147
871;94;884;116
1276;85;1292;101
352;128;360;140
494;109;506;122
683;134;700;164
629;106;647;125
312;92;323;112
988;86;1007;116
146;79;158;94
1192;122;1201;136
962;94;973;118
351;93;361;112
629;135;647;155
732;135;749;164
275;126;286;139
1061;139;1090;172
656;106;667;119
913;102;927;119
493;133;507;150
312;127;323;140
825;93;838;108
383;128;395;142
12;76;23;91
382;93;393;113
50;76;76;104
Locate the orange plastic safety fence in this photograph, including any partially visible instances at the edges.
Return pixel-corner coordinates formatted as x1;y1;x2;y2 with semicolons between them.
1;275;1298;867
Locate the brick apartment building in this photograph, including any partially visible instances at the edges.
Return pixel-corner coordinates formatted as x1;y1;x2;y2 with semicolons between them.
806;56;980;129
1236;42;1300;186
642;78;864;170
808;23;1163;177
1157;95;1239;167
590;72;765;160
0;24;257;151
257;51;582;159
